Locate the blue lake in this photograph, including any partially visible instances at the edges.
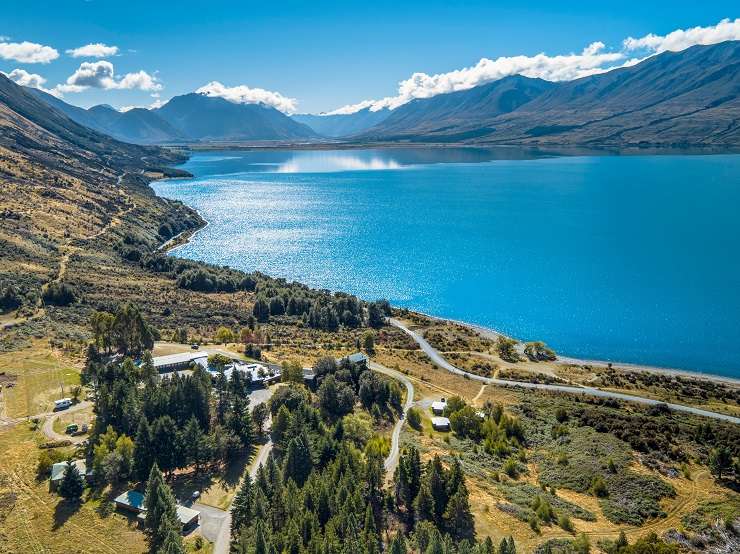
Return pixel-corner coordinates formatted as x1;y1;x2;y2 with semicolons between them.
153;148;740;377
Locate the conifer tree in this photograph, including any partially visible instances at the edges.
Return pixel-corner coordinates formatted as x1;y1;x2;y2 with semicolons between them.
414;481;435;523
231;474;254;539
283;434;313;486
156;516;185;554
443;480;475;542
143;463;181;553
59;461;84;500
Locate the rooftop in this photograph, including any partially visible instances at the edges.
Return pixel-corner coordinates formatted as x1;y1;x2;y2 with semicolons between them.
151;352;208;368
431;416;451;428
50;459;88;481
114;489;145;511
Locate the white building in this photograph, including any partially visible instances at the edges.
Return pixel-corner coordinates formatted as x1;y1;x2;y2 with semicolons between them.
431;417;451;431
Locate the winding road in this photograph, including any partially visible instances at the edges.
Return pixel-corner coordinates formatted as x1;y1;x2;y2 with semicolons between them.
369;362;415;476
389;319;740;425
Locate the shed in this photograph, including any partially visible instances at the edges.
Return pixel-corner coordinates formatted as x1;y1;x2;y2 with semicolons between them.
135;505;200;531
431;417;451;432
151;352;208;374
114;490;145;514
342;352;368;366
50;459;91;491
431;400;447;416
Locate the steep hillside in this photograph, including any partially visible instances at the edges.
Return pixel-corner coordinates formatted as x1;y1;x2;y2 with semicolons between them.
361;76;554;141
155;93;319;142
292;107;391;137
359;41;740;146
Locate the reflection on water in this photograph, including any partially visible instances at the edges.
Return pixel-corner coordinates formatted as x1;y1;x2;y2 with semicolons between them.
275;152;402;173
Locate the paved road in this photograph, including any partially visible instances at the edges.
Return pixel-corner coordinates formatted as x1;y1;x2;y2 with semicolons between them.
41;401;92;444
369;362;415;476
211;388;275;554
389;319;740;425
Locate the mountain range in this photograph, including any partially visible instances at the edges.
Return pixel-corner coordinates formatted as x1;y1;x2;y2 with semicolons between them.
357;41;740;146
27;88;319;144
291;107;391;138
24;40;740;146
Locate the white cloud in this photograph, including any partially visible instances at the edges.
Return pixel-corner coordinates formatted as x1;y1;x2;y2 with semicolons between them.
196;81;297;114
2;67;63;97
0;40;58;63
624;18;740;53
66;43;119;58
4;68;47;88
328;18;740;115
57;60;162;93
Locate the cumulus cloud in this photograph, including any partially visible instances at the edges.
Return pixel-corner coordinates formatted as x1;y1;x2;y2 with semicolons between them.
0;40;58;63
328;18;740;115
3;68;47;88
66;43;119;58
196;81;297;113
623;17;740;53
2;67;63;97
57;60;162;93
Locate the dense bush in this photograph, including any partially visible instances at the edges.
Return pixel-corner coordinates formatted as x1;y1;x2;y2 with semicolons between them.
42;281;77;306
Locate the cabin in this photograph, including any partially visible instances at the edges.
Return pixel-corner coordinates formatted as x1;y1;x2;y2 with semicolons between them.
302;367;318;390
431;399;447;416
151;352;208;374
115;489;200;533
49;459;91;491
431;417;451;432
339;352;368;367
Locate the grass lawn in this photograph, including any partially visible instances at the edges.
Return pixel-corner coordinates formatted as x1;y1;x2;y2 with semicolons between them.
0;424;147;554
0;340;82;419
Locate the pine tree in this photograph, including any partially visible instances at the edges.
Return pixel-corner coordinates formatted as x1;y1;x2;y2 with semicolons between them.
59;461;84;500
389;532;407;554
152;416;179;475
427;456;448;524
283;434;313;487
143;463;181;553
180;416;204;469
231;474;254;539
155;516;185;554
443;480;475;542
414;480;435;523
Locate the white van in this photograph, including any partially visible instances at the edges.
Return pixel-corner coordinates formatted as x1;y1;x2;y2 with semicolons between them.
54;398;72;411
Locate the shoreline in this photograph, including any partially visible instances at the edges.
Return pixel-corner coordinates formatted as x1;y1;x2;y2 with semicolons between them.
151;167;740;389
425;312;740;387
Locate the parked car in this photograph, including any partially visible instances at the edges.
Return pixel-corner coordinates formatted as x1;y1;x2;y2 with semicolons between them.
190;490;201;502
65;423;79;435
191;344;200;350
54;398;72;411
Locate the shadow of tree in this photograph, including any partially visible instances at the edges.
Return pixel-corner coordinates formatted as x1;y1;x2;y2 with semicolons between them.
52;498;82;530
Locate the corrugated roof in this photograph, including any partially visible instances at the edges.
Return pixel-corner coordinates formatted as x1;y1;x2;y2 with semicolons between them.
50;459;88;481
152;352;208;367
114;489;145;510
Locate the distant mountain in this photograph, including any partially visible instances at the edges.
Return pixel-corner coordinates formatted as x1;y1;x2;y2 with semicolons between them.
154;93;318;142
28;90;319;144
359;41;740;146
292;107;391;138
2;73;181;172
360;76;554;141
26;88;186;144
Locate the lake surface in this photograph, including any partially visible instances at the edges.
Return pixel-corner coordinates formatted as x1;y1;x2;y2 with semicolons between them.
153;148;740;377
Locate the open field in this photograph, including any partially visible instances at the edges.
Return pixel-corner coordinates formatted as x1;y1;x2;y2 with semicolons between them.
0;340;82;419
0;424;148;554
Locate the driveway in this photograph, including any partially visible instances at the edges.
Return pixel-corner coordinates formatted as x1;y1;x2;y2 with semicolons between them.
369;362;414;477
41;401;92;444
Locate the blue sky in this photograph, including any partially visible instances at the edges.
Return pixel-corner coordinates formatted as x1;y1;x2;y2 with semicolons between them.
1;1;738;113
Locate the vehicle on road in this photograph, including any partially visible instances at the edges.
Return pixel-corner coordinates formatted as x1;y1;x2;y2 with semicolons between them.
54;398;72;411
